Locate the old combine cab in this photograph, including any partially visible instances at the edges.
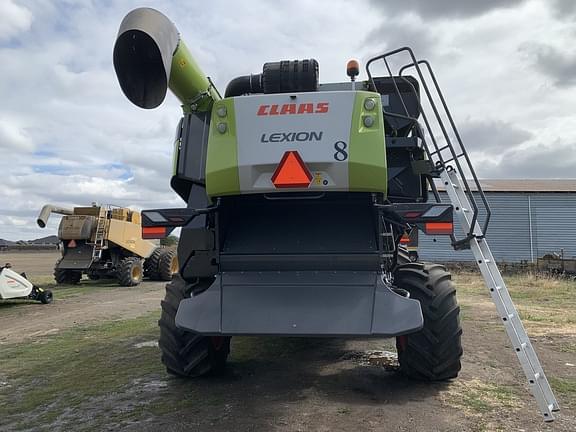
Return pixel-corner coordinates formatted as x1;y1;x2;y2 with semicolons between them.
112;8;559;420
37;204;177;286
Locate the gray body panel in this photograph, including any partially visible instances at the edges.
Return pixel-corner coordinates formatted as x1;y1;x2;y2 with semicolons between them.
233;92;355;193
58;244;93;270
175;271;423;336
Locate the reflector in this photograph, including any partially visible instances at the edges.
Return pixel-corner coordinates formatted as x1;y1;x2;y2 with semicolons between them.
142;226;167;239
271;151;312;188
68;239;77;248
424;222;453;235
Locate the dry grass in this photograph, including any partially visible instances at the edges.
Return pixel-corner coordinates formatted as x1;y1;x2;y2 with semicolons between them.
452;271;576;327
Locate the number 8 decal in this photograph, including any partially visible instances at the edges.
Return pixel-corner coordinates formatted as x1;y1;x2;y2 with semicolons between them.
333;141;348;161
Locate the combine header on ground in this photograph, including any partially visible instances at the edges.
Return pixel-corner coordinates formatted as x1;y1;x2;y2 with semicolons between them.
112;7;559;420
37;204;177;286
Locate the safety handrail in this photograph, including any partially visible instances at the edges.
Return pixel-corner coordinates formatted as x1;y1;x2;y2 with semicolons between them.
365;47;491;246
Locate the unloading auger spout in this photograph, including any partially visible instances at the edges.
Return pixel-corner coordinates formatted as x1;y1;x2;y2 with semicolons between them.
113;7;220;112
37;205;74;228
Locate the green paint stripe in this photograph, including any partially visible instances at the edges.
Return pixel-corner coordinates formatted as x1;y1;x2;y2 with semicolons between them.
205;99;240;197
348;91;387;196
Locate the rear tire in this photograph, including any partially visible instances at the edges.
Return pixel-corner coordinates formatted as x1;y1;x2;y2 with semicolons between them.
158;275;230;377
54;260;82;285
144;247;162;280
394;262;462;381
117;257;143;287
157;249;178;281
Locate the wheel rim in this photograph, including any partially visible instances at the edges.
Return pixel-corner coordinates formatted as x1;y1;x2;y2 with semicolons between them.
132;265;142;281
170;256;178;274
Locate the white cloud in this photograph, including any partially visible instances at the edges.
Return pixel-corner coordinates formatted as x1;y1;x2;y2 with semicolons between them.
0;0;33;41
0;117;33;151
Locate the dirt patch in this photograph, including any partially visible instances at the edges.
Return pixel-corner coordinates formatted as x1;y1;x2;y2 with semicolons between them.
0;281;165;344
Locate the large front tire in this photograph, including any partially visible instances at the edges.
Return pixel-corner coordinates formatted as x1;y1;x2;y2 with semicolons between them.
394;262;463;381
158;275;230;377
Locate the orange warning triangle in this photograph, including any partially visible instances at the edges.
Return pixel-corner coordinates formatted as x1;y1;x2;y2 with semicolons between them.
68;239;77;248
271;151;313;188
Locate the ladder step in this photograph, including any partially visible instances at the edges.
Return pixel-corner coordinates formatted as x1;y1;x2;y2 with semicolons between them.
430;144;451;155
444;153;464;163
516;342;527;353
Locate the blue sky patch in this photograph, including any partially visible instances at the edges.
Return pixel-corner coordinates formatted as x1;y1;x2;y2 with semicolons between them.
33;150;57;158
32;164;69;175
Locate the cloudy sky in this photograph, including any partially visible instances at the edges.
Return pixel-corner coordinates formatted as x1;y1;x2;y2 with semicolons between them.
1;0;575;240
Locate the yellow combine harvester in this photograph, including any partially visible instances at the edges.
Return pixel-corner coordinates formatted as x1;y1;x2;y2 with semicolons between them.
37;204;177;286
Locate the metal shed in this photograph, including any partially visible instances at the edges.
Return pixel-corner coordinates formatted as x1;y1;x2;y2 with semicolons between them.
418;180;576;263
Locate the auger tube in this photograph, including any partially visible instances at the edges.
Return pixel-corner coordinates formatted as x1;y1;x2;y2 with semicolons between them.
113;7;220;111
37;205;74;228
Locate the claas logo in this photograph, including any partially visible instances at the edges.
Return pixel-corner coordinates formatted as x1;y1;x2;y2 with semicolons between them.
257;102;329;116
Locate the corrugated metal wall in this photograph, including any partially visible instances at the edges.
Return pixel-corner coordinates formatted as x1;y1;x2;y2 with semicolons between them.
531;194;576;259
418;192;576;263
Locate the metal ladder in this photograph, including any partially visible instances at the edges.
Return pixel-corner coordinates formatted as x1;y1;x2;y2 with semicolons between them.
366;47;560;421
91;208;108;262
444;169;559;421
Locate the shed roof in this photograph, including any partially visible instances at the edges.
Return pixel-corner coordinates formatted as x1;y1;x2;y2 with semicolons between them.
437;179;576;193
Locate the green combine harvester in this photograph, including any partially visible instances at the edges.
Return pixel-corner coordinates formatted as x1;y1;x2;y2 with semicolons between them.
113;8;559;421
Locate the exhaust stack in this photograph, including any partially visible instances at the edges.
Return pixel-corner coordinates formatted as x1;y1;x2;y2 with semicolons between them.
37;205;74;228
113;7;220;111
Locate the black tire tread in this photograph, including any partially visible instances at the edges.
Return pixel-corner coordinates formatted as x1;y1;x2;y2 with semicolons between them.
144;247;163;279
117;257;143;287
39;290;53;304
53;259;82;285
157;249;177;281
158;275;230;377
395;261;463;381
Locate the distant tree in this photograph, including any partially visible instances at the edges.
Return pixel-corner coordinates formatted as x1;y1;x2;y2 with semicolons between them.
160;235;179;247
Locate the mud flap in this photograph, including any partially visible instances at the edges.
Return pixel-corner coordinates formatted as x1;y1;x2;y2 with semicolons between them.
175;271;423;337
